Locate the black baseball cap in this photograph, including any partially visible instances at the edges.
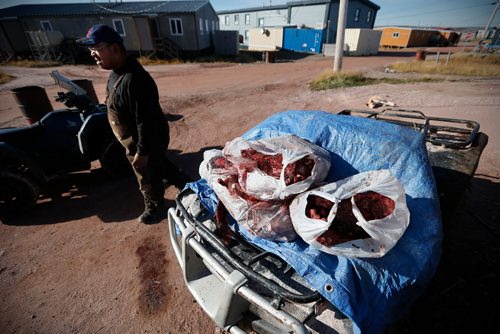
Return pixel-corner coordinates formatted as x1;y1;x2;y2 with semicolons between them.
77;24;123;46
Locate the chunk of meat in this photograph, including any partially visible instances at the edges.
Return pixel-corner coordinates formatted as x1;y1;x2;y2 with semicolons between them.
309;192;395;247
354;191;395;221
240;148;314;185
210;156;233;169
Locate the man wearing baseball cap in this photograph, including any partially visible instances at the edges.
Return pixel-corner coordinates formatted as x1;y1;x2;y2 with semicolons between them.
78;24;170;224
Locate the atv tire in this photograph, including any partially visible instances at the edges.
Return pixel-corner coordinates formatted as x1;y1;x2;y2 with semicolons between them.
99;139;133;177
0;169;40;215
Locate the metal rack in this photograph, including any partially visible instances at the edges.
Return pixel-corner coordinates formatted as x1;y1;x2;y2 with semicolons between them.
338;108;479;148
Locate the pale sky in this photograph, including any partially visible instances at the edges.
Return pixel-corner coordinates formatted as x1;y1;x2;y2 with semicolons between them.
0;0;498;28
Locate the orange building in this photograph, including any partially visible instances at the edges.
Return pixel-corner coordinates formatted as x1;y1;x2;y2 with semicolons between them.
375;27;437;48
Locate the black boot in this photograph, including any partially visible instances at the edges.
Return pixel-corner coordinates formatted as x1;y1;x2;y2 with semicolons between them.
138;201;167;224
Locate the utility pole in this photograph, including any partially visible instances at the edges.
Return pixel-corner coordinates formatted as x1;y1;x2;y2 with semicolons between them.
327;20;331;43
483;0;500;38
333;0;348;72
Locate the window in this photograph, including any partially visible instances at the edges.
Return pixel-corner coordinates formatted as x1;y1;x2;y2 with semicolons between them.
170;18;183;36
206;19;209;33
367;10;372;23
234;14;239;25
354;8;360;22
245;30;249;40
245;14;250;25
258;18;264;27
200;18;203;34
212;20;215;31
40;20;53;31
225;15;230;26
392;32;400;38
112;19;126;36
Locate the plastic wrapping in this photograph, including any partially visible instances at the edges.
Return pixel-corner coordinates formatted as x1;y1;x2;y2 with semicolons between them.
189;110;442;334
290;170;410;258
223;135;331;200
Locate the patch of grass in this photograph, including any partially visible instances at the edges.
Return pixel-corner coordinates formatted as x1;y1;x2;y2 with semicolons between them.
390;53;500;77
3;59;61;67
137;57;184;65
310;71;372;91
0;72;15;84
379;77;438;84
309;71;440;91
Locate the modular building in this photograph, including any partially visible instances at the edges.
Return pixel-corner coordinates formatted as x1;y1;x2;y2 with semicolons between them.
217;0;380;46
376;27;438;48
344;28;381;55
248;27;284;51
0;1;218;61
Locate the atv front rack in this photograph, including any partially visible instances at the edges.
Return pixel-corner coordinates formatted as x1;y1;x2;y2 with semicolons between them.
338;108;488;212
167;188;346;333
338;108;480;149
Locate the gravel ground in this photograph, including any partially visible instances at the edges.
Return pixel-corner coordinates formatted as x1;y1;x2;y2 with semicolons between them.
1;49;499;333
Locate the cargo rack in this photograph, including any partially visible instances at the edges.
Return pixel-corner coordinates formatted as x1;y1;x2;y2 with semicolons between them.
338;108;480;149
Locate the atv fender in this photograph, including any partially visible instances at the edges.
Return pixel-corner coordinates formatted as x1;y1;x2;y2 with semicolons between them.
0;142;47;182
77;112;115;160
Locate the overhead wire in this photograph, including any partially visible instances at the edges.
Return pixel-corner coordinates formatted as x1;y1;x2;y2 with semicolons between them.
90;0;169;15
377;2;492;22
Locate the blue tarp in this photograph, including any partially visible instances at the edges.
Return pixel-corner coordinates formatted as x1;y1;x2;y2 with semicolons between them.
187;110;443;334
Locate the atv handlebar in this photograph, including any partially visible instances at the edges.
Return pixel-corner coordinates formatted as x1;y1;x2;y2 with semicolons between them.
50;70;96;113
55;91;92;110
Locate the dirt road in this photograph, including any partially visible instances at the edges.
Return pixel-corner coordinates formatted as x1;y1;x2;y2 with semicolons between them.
1;50;499;333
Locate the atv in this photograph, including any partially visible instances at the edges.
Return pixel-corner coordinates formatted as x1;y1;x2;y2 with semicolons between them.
167;109;488;334
0;71;130;215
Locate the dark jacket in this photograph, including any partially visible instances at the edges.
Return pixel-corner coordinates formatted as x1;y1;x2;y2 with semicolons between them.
106;56;169;156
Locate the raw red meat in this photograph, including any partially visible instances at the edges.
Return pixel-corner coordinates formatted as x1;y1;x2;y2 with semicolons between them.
210;156;233;169
354;191;395;221
217;175;296;241
241;148;283;178
284;156;315;185
215;201;235;246
305;195;334;221
309;191;395;247
240;148;314;185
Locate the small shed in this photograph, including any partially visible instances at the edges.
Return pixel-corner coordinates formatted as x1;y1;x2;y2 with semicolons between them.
214;30;238;55
248;27;283;51
344;28;381;55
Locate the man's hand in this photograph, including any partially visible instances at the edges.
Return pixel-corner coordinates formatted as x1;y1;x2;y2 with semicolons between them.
132;153;149;169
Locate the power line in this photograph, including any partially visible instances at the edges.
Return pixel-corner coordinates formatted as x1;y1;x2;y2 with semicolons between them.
91;1;168;15
377;3;491;22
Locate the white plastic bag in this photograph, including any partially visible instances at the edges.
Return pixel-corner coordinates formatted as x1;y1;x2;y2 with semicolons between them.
290;170;410;258
199;149;297;242
223;135;331;201
199;149;237;185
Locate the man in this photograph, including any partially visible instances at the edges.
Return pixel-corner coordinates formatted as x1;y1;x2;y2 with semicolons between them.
78;24;169;224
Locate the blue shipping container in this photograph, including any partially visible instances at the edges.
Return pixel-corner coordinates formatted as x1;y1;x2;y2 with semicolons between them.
283;28;325;54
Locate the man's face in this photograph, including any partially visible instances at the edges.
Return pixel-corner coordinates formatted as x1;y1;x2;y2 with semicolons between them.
88;42;115;69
